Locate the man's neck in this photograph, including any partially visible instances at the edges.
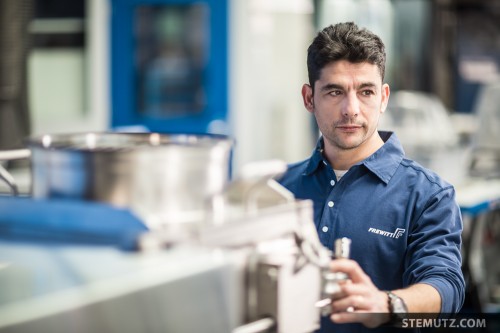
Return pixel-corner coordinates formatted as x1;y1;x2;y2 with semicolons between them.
323;133;385;170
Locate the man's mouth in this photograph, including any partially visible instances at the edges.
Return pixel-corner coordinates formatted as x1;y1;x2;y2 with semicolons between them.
336;125;362;132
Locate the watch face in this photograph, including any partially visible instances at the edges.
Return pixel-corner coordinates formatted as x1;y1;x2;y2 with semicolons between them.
392;297;408;313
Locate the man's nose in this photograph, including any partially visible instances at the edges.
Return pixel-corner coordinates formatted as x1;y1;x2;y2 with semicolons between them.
342;92;359;118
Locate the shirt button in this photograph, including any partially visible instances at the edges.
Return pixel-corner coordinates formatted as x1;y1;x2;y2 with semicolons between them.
328;201;334;207
322;226;329;232
330;180;335;186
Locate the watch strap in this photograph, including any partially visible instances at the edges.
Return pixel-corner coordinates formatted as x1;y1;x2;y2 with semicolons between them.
385;291;408;327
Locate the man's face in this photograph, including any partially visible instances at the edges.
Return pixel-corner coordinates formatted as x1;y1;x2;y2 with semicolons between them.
302;60;390;151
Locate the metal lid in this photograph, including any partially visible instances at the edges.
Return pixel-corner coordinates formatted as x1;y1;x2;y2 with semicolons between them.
25;132;233;152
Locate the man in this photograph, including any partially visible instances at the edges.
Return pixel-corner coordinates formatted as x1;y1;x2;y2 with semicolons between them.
278;22;464;332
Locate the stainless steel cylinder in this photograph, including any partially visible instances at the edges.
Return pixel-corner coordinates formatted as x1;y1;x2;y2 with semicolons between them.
25;132;233;227
334;237;351;259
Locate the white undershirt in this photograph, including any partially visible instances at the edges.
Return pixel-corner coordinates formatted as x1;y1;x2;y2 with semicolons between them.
334;169;348;181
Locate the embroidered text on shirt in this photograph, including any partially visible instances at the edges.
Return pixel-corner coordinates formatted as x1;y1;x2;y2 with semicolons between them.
368;227;406;239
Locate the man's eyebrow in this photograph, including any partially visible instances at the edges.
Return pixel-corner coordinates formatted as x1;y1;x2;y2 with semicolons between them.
358;82;377;89
319;82;378;92
320;83;344;92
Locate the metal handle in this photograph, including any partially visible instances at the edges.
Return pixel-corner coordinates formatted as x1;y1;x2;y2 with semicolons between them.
241;160;293;213
0;149;31;196
208;160;293;224
245;179;294;213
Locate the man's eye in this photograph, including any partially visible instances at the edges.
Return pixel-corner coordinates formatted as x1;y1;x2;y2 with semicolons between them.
362;90;374;96
329;90;342;96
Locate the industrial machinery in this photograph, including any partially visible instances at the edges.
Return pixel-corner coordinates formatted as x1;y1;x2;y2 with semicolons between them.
0;133;345;333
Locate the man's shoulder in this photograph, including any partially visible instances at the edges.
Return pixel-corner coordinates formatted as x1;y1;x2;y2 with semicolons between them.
398;156;453;192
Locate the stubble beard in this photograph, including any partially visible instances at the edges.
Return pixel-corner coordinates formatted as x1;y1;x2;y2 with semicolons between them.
322;119;368;151
328;129;365;150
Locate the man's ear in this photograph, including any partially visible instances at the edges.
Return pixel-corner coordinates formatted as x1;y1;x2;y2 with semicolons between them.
380;83;390;114
302;84;314;113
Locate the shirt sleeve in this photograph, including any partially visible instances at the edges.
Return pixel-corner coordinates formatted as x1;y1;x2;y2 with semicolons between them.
402;186;465;314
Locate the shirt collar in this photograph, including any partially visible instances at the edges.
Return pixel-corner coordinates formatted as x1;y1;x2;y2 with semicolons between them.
304;138;326;175
362;131;405;184
303;131;405;184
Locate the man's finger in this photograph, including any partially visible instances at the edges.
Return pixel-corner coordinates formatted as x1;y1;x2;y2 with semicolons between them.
331;294;366;313
329;258;373;285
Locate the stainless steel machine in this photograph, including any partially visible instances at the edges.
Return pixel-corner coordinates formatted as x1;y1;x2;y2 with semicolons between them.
0;133;344;333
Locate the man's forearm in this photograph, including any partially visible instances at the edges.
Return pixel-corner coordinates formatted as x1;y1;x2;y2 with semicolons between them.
393;283;442;313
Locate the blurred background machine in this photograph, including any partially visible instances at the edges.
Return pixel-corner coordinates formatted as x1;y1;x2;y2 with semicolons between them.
0;0;33;151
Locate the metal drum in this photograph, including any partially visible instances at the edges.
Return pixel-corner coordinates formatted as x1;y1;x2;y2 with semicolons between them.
0;132;233;228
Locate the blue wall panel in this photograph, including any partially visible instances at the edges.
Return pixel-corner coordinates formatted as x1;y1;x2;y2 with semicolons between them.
110;0;228;134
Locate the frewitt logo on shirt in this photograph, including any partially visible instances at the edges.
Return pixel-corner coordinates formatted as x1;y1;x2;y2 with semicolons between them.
368;227;406;239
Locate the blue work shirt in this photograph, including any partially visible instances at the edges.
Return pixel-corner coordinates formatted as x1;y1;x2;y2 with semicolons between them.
278;131;465;333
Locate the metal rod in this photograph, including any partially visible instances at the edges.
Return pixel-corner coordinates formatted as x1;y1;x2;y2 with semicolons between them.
0;149;31;161
0;163;18;195
232;318;275;333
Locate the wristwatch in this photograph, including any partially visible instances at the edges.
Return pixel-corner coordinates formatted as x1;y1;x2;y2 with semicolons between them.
386;291;408;326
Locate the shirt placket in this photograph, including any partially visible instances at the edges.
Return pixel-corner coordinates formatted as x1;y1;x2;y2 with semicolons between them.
318;166;341;250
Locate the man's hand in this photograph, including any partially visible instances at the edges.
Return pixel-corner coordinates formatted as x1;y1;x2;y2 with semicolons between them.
328;258;390;328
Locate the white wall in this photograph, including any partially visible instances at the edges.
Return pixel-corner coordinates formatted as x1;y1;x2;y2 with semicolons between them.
229;0;316;174
28;0;109;135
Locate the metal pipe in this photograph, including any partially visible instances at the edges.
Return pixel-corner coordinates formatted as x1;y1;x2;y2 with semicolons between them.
0;149;31;160
232;318;275;333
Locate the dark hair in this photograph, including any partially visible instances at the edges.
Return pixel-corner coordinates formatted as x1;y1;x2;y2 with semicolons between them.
307;22;386;87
